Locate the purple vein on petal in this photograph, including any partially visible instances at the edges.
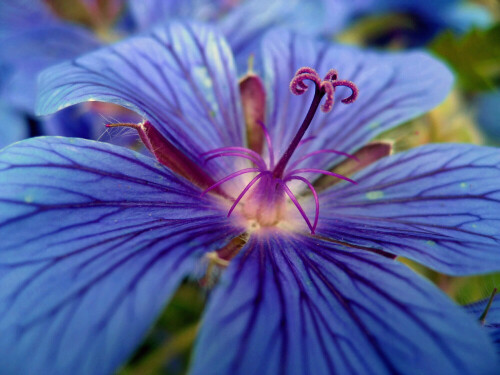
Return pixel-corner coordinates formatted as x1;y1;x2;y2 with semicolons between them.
287;168;358;185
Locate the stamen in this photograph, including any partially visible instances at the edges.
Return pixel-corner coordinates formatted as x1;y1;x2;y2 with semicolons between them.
106;122;219;192
204;152;266;169
285;176;319;233
106;122;141;130
256;120;275;169
298;136;316;147
287;168;358;185
227;172;269;217
202;146;264;163
279;181;315;233
202;168;260;196
287;149;359;171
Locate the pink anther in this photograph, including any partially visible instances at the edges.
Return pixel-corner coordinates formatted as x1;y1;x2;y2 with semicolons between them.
289;68;322;95
323;69;338;82
320;80;334;113
332;80;359;103
295;67;319;76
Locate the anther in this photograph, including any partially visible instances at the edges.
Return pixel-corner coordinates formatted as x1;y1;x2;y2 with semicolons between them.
289;69;321;95
332;80;358;103
323;69;338;82
320;81;334;112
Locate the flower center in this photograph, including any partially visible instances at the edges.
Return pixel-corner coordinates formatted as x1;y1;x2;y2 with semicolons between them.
203;67;359;234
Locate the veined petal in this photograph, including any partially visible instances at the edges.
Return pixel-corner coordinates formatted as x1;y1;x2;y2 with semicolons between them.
0;105;29;148
262;30;453;171
0;137;242;375
128;0;350;61
218;0;350;59
191;231;496;375
128;0;229;31
0;24;100;112
465;297;500;355
41;104;143;146
0;0;55;38
317;143;500;275
36;22;245;178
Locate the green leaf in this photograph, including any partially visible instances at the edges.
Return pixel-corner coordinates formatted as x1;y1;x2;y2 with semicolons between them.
430;24;500;91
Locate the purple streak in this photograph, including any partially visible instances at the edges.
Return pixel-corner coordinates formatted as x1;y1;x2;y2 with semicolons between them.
256;120;274;169
285;176;319;233
280;181;314;233
288;149;359;172
201;168;260;196
298;136;316;147
204;152;266;170
227;172;269;217
202;146;265;163
287;168;358;185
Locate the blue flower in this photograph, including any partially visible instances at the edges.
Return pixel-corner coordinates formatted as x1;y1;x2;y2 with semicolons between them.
1;22;499;375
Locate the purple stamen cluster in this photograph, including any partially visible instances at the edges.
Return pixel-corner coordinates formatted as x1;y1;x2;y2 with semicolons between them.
201;67;359;234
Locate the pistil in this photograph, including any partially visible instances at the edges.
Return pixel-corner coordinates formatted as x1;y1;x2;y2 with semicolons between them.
272;88;324;179
273;67;358;179
200;67;359;234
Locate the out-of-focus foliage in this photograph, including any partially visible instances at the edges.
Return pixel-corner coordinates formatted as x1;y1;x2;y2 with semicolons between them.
475;90;500;142
119;282;205;375
431;25;500;91
378;91;483;152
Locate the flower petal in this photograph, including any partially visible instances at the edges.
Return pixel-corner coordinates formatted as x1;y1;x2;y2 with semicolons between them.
0;137;242;375
0;105;29;148
262;30;453;170
128;0;350;61
0;0;54;38
191;231;496;375
0;23;100;112
218;0;350;60
317;143;500;275
36;22;245;177
465;296;500;355
128;0;228;31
